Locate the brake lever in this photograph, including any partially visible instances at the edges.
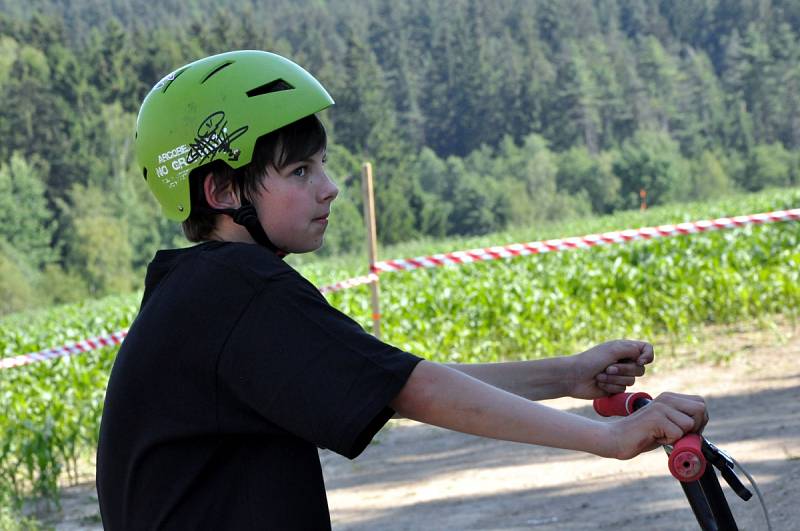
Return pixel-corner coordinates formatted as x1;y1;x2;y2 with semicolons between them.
702;440;752;501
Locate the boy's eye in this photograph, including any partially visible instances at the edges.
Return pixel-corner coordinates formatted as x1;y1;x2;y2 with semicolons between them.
292;166;307;177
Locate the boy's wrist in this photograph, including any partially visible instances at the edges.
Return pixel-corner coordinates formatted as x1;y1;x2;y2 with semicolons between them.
593;420;621;459
562;354;581;398
526;356;576;399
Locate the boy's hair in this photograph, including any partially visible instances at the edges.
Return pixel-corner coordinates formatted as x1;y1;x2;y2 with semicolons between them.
183;114;327;242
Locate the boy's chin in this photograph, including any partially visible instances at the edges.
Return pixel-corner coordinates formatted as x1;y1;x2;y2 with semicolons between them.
286;239;325;254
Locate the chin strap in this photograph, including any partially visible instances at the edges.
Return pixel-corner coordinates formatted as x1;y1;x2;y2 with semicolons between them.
205;203;287;257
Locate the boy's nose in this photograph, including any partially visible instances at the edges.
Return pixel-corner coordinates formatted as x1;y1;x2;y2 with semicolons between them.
319;172;339;202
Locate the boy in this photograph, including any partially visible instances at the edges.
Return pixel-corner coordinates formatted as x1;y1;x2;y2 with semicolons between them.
96;50;706;530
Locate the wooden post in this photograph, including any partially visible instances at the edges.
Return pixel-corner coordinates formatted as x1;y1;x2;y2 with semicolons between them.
361;162;381;338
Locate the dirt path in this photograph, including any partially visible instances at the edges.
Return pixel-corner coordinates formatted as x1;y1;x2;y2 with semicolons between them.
49;319;799;530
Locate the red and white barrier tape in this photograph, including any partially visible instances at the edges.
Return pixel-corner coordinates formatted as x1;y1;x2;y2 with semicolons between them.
0;277;381;371
1;330;128;370
318;273;379;293
3;207;798;370
372;208;800;274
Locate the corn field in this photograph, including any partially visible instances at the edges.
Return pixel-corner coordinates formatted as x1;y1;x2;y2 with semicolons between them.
1;187;798;508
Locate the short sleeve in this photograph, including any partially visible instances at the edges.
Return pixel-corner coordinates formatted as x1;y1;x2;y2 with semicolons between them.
217;271;422;459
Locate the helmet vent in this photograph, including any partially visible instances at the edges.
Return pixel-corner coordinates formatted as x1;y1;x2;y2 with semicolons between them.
201;61;235;84
161;68;187;93
246;79;294;97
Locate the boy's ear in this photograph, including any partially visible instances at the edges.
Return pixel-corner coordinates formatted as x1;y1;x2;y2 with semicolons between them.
203;172;240;209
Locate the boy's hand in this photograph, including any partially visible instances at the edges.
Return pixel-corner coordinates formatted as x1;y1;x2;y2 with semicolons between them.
606;392;708;460
568;340;654;399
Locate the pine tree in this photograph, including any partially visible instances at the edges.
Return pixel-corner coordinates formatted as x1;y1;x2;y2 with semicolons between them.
673;48;726;156
546;41;601;153
0;152;56;269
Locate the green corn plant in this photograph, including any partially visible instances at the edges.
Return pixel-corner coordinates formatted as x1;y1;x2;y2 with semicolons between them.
0;186;797;508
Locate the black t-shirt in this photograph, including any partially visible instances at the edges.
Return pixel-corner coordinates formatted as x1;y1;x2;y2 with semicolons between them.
96;242;422;530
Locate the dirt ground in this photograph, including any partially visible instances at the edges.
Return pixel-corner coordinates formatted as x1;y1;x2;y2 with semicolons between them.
48;319;799;530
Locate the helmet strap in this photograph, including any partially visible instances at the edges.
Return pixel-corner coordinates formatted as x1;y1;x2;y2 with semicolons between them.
203;203;287;258
230;202;287;257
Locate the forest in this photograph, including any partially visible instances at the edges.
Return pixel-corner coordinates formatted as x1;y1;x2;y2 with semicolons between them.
1;0;800;314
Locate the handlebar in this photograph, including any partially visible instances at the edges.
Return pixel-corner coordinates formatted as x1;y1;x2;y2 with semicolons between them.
593;392;706;482
592;391;653;417
595;392;762;530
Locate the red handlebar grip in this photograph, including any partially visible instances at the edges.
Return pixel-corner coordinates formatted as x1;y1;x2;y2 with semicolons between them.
668;433;706;482
593;392;653;417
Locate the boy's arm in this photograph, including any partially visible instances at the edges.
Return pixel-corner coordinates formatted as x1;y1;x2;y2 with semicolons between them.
390;360;707;460
445;339;654;401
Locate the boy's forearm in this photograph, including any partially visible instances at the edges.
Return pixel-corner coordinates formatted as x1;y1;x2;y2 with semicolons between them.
444;356;575;401
392;361;615;457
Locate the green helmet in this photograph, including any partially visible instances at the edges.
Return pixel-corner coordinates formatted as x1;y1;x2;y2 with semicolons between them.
135;50;334;221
